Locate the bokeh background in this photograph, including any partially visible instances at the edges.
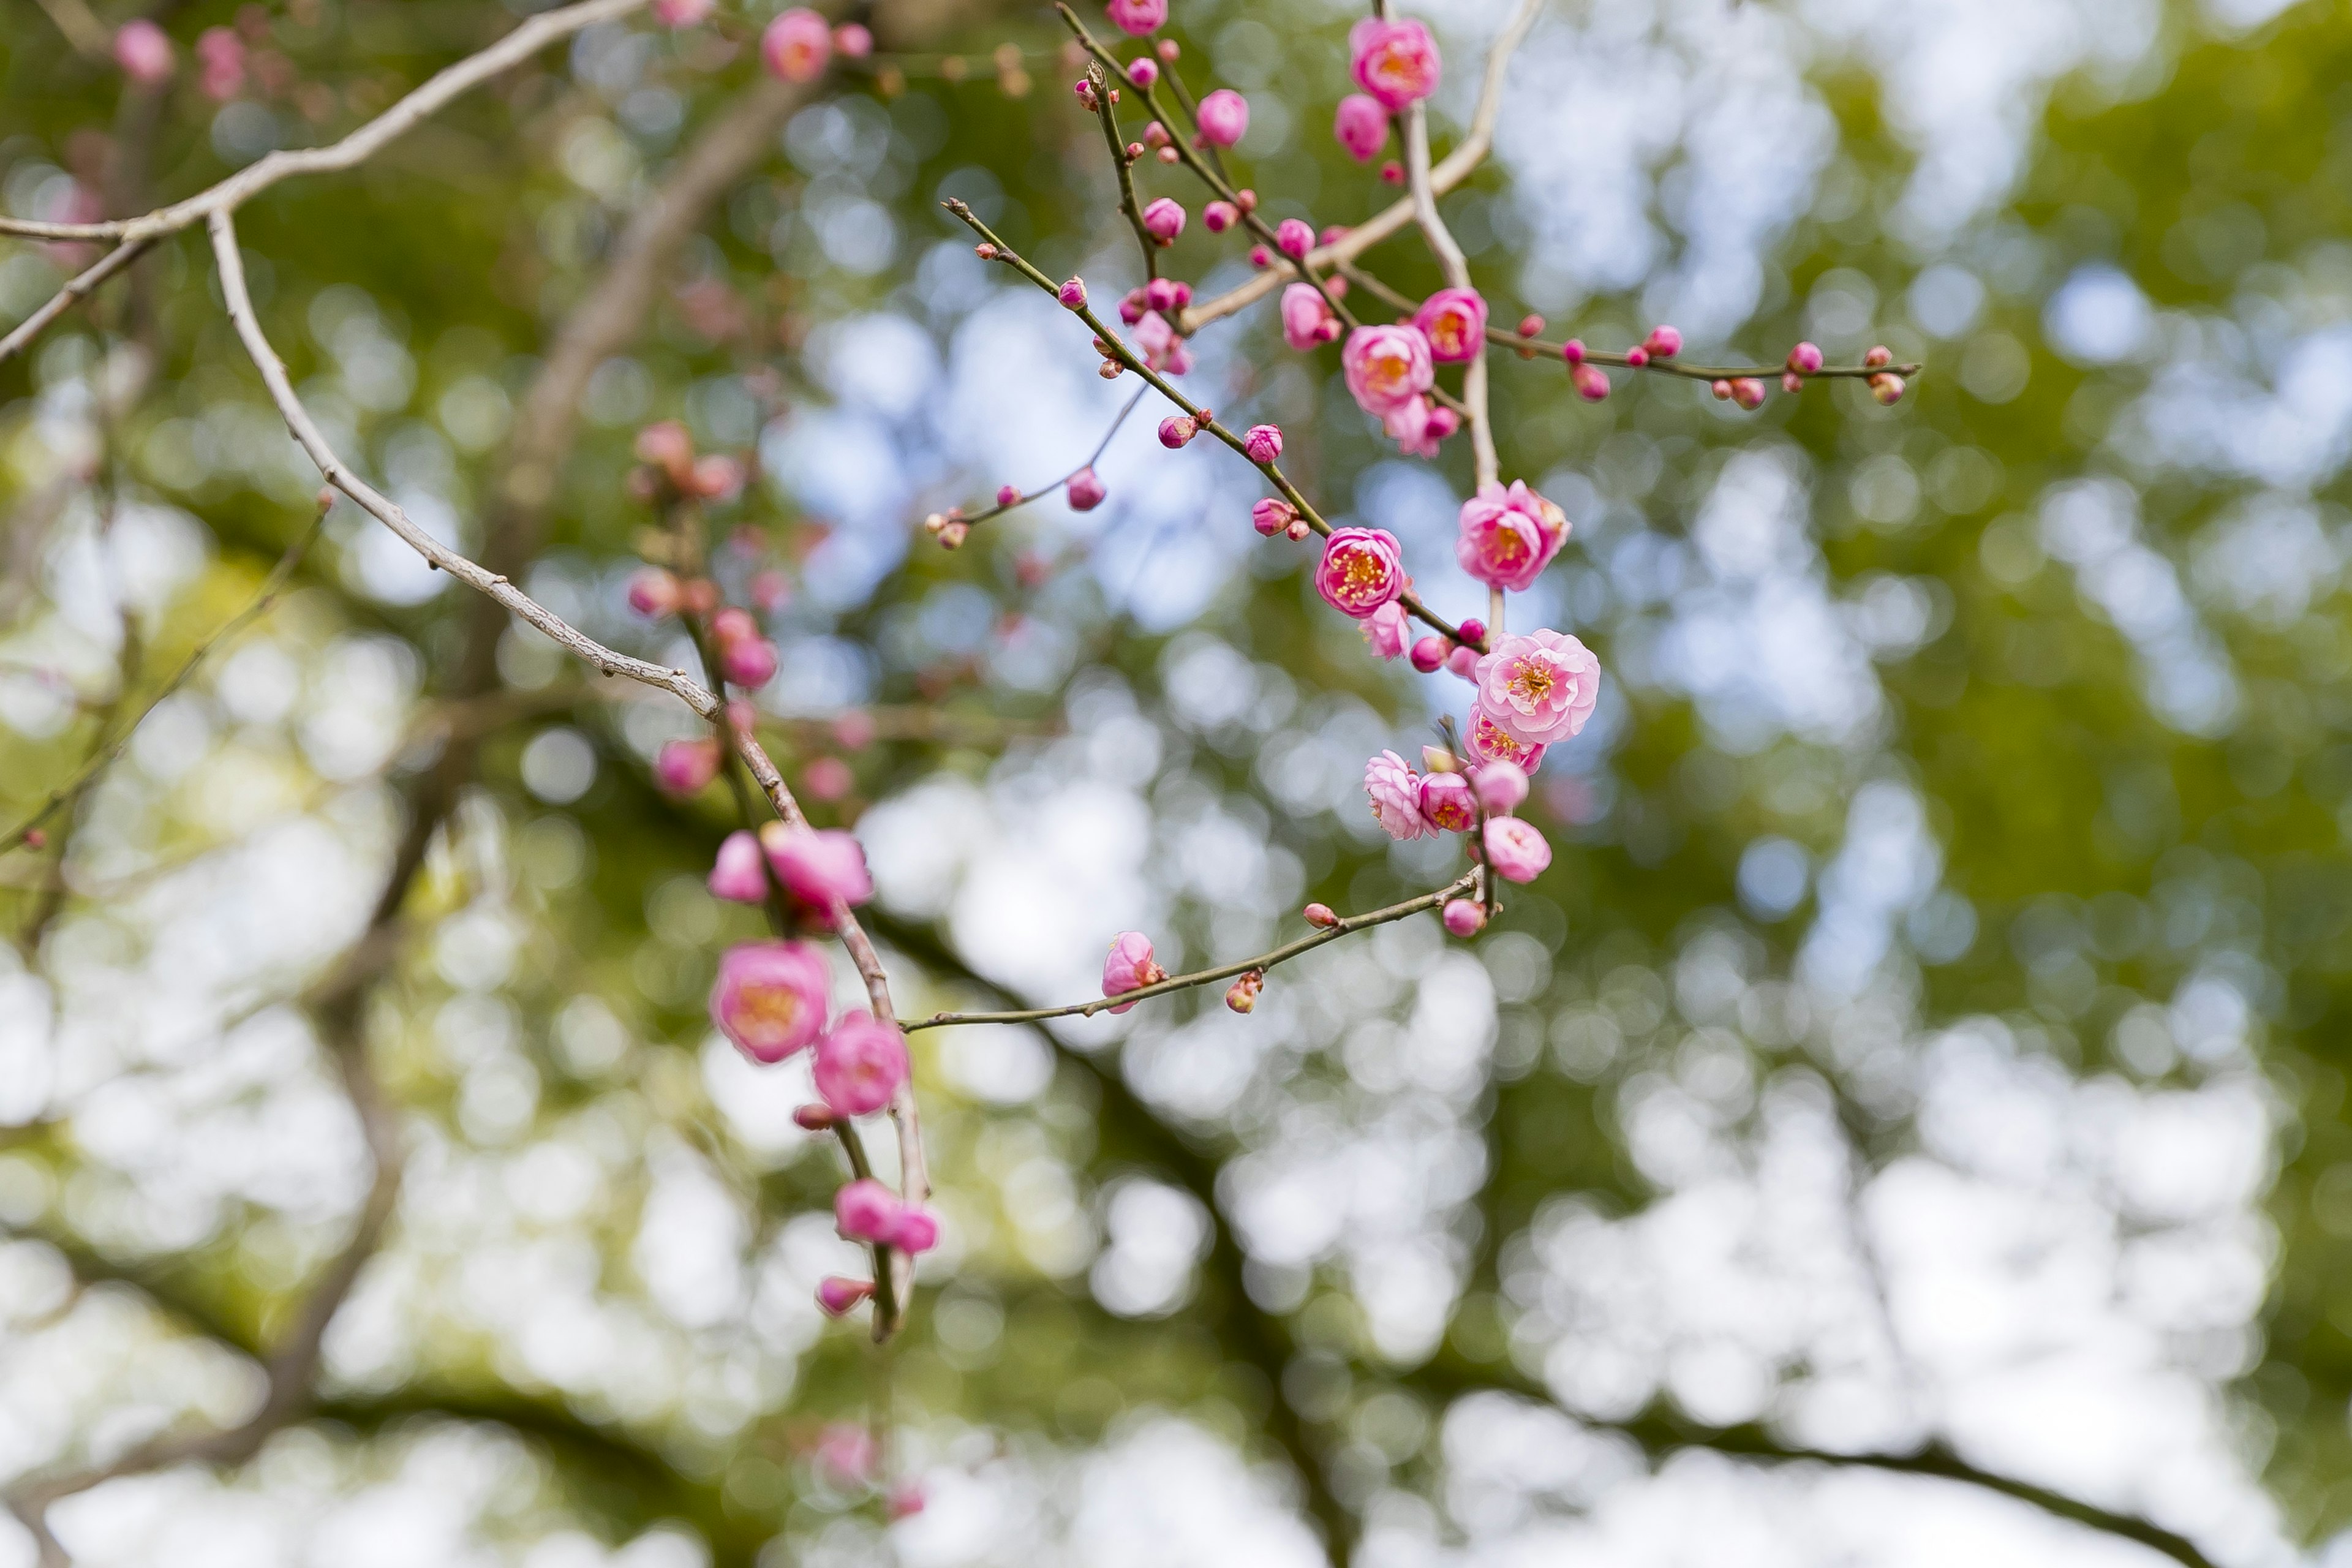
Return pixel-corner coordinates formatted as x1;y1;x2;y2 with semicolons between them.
2;0;2351;1563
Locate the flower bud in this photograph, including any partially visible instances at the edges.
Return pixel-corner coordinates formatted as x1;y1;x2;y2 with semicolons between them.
1145;277;1180;312
1158;415;1198;448
1126;141;1146;161
1303;903;1340;929
628;567;682;619
997;484;1022;507
1098;359;1125;379
709;830;769;903
1058;277;1088;309
1286;517;1311;541
1142;197;1186;244
1074;78;1099;109
1243;424;1283;462
1252;497;1296;537
1276;219;1313;260
1782;371;1805;393
1787;341;1824;375
1732;377;1768;410
710;605;758;644
793;1103;838;1131
1143;120;1170;148
1409;635;1449;673
1442;899;1488;938
1625;345;1649;368
654;737;721;796
1157;37;1179;59
1445;644;1479;679
1068;467;1107;511
1127;56;1159;86
1379;159;1404;183
938;519;970;548
1870;373;1906;405
974;243;997;260
1642;325;1682;358
1156;145;1178;163
720;636;778;687
1864;344;1892;368
817;1276;874;1317
1573;364;1610;402
1249;245;1272;268
1711;379;1733;401
1204;200;1238;233
1422;745;1461;774
1517;314;1545;338
1457;618;1485;645
1473;759;1529;813
834;22;873;56
1225;970;1264;1013
1235;188;1258;213
1561;338;1586;366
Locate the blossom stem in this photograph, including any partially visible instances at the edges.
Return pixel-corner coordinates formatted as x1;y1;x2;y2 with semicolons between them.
954;385;1146;526
900;871;1478;1032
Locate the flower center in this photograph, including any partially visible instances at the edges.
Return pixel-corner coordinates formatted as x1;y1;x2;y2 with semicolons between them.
1340;549;1387;597
1484;526;1528;567
1508;658;1554;705
737;983;802;1038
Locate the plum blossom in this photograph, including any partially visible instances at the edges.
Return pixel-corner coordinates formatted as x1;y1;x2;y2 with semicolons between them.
1106;0;1167;36
1068;467;1107;511
1281;284;1340;351
1349;18;1441;110
1314;527;1406;618
813;1013;909;1117
1365;749;1431;840
195;27;244;100
655;738;721;795
1244;424;1283;462
711;940;832;1063
651;0;714;24
1134;309;1194;374
1473;629;1601;745
835;1179;900;1243
1455;480;1567;592
761;824;873;914
1343;323;1433;416
1362;601;1409;659
113;20;174;83
1142;197;1186;243
1444;900;1487;937
1383;395;1457;458
1413;288;1488;363
762;8;831;81
708;831;768;903
1103;932;1169;1013
1419;771;1477;833
1197;89;1249;148
1483;816;1553;883
817;1276;873;1317
1253;497;1297;537
1473;759;1529;813
1464;707;1546;775
1333;93;1388;161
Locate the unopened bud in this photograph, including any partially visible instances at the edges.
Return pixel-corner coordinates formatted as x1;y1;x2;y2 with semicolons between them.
1782;371;1804;393
1517;314;1544;339
314;486;337;513
1732;377;1768;410
1869;372;1906;405
1098;359;1125;379
1561;337;1586;366
974;243;997;260
1234;188;1258;213
1126;141;1145;160
1284;516;1310;541
1158;415;1197;448
1787;341;1824;375
1864;345;1893;368
1303;903;1340;929
1058;277;1087;309
1442;899;1488;938
794;1104;837;1131
923;511;948;535
1711;379;1733;401
996;484;1021;507
1422;745;1461;774
1625;345;1650;368
1379;159;1404;183
1409;635;1449;673
938;520;970;549
1225;970;1264;1013
1156;145;1178;163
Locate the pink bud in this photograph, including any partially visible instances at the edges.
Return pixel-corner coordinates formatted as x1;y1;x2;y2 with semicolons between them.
1457;618;1487;644
1474;760;1529;813
709;831;769;903
1145;277;1180;312
816;1276;873;1317
1250;245;1272;268
1234;188;1259;212
1442;899;1487;938
1482;816;1553;884
1517;314;1545;338
804;756;854;802
1423;745;1461;774
1142;197;1186;243
760;823;874;913
1711;379;1733;401
1196;89;1250;149
1058;276;1088;309
1074;78;1099;110
635;418;696;483
1333;93;1388;162
655;738;721;796
813;1012;909;1117
1409;635;1449;673
1286;517;1311;541
1243;424;1283;463
1303;903;1340;929
1642;325;1682;358
833;21;873;57
653;0;715;25
1561;339;1586;366
889;1205;940;1254
761;7;832;82
1106;0;1167;39
1379;159;1404;184
195;26;244;100
114;19;175;84
1068;467;1107;511
1143;120;1172;148
719;636;778;688
1119;288;1148;325
1782;371;1805;394
794;1103;837;1131
1252;497;1297;537
835;1178;900;1243
1157;37;1180;60
1224;970;1264;1013
937;521;969;550
1573;364;1611;402
1870;373;1906;405
1102;931;1169;1012
627;568;682;618
1624;345;1649;368
1158;415;1198;448
711;605;758;644
1276;219;1313;260
1204;201;1238;233
1732;377;1768;410
1170;282;1193;307
1445;644;1480;679
1864;345;1893;368
888;1482;927;1520
1128;56;1159;87
1787;341;1824;375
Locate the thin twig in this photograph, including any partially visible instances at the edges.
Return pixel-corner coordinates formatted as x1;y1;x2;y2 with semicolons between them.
950;384;1146;528
1082;62;1160;280
0;239;153;366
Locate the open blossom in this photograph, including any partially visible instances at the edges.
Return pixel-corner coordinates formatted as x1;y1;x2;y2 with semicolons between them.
1106;0;1168;36
1419;771;1477;833
1483;816;1553;883
114;20;175;83
1281;284;1339;351
1383;395;1457;459
1142;197;1186;243
1196;89;1249;148
1314;527;1406;618
1349;18;1441;110
1343;324;1433;416
708;831;768;903
762;8;831;81
1102;932;1169;1013
655;737;721;795
760;824;873;913
1413;288;1488;363
1134;309;1194;374
1365;749;1430;840
1333;93;1388;161
1473;629;1601;745
712;940;832;1063
813;1013;909;1117
1465;707;1546;775
1362;600;1409;660
1455;480;1567;592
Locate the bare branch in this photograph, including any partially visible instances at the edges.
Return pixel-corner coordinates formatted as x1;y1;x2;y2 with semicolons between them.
0;239;153;366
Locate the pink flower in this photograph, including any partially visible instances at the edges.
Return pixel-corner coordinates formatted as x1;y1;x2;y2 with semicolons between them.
1787;341;1824;374
1382;395;1456;458
1572;363;1611;402
1464;707;1545;774
813;1012;909;1117
1410;635;1449;673
1413;288;1488;364
1333;93;1389;162
804;756;854;801
1281;284;1338;352
1349;18;1441;110
1362;601;1409;660
1443;899;1487;937
1343;324;1433;417
1197;89;1249;148
1455;480;1567;592
762;8;832;81
835;1178;900;1243
1134;309;1194;374
1445;644;1479;680
195;26;244;100
1419;771;1477;833
1068;467;1107;511
1127;56;1160;87
816;1276;873;1317
1473;759;1529;813
113;20;175;83
628;567;681;618
1276;219;1313;260
760;824;873;912
1158;415;1198;449
1204;200;1238;232
655;737;722;796
816;1422;879;1483
1314;527;1406;618
1474;629;1600;746
1365;750;1430;840
1106;0;1167;36
651;0;714;24
1244;424;1283;463
712;940;832;1063
889;1207;940;1253
1483;816;1553;883
1058;277;1088;309
1102;932;1169;1013
1643;324;1682;358
834;21;874;56
1142;197;1186;243
1253;497;1296;537
719;636;778;688
709;831;769;903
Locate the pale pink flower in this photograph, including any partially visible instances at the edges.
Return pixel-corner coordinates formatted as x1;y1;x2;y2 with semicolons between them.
1134;309;1194;374
816;1422;880;1483
719;635;777;687
1413;288;1487;363
1382;395;1455;458
816;1276;873;1317
1483;816;1553;883
1419;770;1477;833
1342;324;1433;416
1464;707;1545;774
1142;197;1186;243
1443;899;1487;937
834;21;874;56
813;1012;909;1117
651;0;713;24
1365;749;1430;840
1068;467;1107;511
708;831;769;903
888;1206;940;1253
1314;527;1406;618
1243;424;1283;463
1281;284;1338;352
113;20;175;83
760;824;873;913
195;27;244;100
1573;363;1611;401
1196;89;1249;148
711;940;832;1063
803;756;854;801
1472;758;1529;813
1455;480;1567;592
654;737;722;795
762;8;832;81
1106;0;1168;36
1349;17;1441;110
1473;629;1600;745
1102;931;1169;1013
834;1178;899;1243
1362;601;1409;660
1333;93;1388;162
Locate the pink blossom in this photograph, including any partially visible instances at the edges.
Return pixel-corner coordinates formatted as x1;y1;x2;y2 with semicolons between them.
888;1481;927;1519
711;606;758;644
712;940;832;1063
1382;395;1455;459
1102;931;1169;1013
1058;276;1088;309
1106;0;1168;36
1483;816;1553;883
1158;415;1198;448
1333;93;1389;162
888;1206;940;1253
1068;467;1107;511
1349;18;1441;110
1134;309;1194;374
1464;707;1545;774
628;567;681;618
1250;244;1272;268
762;8;832;81
1413;288;1488;364
1365;749;1430;840
1304;902;1340;928
113;20;175;83
1314;527;1406;618
1127;56;1159;87
195;27;244;100
654;737;721;796
1871;374;1905;405
816;1276;873;1317
1419;771;1477;833
708;831;769;903
1410;635;1449;673
1225;971;1263;1012
1472;758;1529;813
1281;284;1338;352
1204;200;1238;232
1243;424;1283;463
1455;480;1567;592
1276;219;1313;259
1560;339;1586;366
1342;324;1433;416
813;1012;909;1117
1443;899;1487;937
804;756;854;801
1197;89;1249;148
1445;644;1479;680
761;824;873;913
650;0;713;24
718;636;777;687
1362;601;1409;660
1474;629;1601;746
1787;341;1824;374
835;1178;900;1243
1142;197;1186;243
1572;363;1611;402
834;22;874;56
1643;324;1683;358
1253;497;1296;537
